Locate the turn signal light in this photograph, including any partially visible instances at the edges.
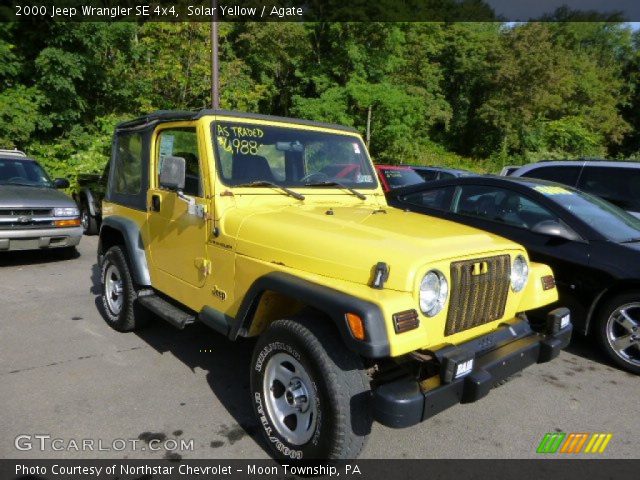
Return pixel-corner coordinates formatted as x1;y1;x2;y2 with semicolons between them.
393;309;419;334
541;275;556;291
54;218;81;228
346;313;366;341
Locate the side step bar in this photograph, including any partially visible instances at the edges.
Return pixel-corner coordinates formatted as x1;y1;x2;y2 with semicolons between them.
137;295;195;329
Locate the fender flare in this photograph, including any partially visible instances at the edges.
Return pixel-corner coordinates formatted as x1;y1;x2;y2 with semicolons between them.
79;188;98;216
99;216;151;286
229;271;391;358
584;282;640;335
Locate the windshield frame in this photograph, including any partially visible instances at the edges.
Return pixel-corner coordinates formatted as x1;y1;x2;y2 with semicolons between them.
0;157;54;188
209;119;380;192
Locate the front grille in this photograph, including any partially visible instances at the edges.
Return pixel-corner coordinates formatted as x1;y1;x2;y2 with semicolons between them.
0;208;52;216
445;255;511;336
0;208;55;230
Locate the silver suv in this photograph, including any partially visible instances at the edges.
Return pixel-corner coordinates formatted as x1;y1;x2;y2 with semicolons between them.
509;160;640;218
0;149;82;253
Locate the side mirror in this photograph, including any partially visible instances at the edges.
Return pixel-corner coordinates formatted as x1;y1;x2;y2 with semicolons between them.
159;156;186;191
531;220;578;241
53;178;70;189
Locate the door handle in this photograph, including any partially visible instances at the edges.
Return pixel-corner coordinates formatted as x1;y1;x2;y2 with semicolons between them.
151;195;161;212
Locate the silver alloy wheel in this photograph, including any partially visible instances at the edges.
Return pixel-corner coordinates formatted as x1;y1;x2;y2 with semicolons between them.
262;352;317;446
606;302;640;367
104;264;124;315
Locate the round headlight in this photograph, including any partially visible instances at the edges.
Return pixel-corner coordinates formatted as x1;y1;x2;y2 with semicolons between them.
511;255;529;292
419;270;448;316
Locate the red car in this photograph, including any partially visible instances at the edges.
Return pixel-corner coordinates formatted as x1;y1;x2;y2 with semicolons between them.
374;164;424;192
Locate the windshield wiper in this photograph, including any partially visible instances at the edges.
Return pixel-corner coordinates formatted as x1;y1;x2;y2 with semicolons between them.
235;180;305;201
304;181;367;200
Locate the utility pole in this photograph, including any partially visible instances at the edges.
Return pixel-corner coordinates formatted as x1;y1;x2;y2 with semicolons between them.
211;0;220;109
366;106;372;148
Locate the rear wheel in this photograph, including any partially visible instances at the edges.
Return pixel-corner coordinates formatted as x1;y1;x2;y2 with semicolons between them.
80;201;98;235
100;246;149;332
250;317;371;460
596;292;640;375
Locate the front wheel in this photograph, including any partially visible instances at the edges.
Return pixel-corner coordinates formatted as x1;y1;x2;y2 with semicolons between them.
250;318;372;460
596;292;640;375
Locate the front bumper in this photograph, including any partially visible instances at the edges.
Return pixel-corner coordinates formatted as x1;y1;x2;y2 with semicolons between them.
0;227;82;251
373;308;572;428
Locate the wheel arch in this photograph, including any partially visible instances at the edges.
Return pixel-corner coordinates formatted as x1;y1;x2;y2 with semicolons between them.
585;281;640;334
80;189;98;216
229;272;390;358
98;216;151;286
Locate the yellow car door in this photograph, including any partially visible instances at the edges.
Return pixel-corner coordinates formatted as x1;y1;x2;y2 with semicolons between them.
146;122;211;290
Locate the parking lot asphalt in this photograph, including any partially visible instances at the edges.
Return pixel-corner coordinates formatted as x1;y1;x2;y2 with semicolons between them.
1;236;638;460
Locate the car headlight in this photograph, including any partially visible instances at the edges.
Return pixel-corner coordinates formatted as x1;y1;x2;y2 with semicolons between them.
511;255;529;292
419;270;448;316
54;207;79;217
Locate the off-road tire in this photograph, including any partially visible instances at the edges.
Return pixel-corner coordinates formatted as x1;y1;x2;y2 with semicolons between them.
250;317;372;460
80;201;99;235
596;292;640;375
100;246;149;332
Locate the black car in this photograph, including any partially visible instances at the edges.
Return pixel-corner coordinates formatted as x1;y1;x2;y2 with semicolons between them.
509;160;640;218
410;165;474;181
387;175;640;374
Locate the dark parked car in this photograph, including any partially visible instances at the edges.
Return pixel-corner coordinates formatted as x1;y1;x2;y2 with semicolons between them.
0;149;81;254
508;160;640;218
71;163;109;235
410;165;474;181
374;164;424;192
387;175;640;374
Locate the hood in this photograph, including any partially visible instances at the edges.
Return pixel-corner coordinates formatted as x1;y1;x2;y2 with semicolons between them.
0;185;76;209
231;203;521;292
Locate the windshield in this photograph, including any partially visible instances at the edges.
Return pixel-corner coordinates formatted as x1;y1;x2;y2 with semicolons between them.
0;158;53;187
534;184;640;242
213;122;377;189
381;168;424;189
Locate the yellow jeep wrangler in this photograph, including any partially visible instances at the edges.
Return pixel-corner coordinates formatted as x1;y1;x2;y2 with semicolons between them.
98;110;571;459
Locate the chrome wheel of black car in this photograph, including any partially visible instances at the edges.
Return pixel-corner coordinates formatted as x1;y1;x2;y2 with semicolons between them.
598;293;640;375
605;303;640;367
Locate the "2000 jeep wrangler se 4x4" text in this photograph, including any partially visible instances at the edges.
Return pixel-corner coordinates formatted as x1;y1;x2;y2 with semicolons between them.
98;110;571;459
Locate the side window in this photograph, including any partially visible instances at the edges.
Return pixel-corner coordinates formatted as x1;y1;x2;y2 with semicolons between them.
521;166;581;186
401;187;454;211
416;169;438;181
578;167;640;211
113;132;143;195
157;127;202;197
453;185;559;229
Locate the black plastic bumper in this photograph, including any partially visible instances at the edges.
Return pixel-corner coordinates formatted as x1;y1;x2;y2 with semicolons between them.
373;309;572;428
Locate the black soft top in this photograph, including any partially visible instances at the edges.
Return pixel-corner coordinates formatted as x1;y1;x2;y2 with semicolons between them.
116;109;359;134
